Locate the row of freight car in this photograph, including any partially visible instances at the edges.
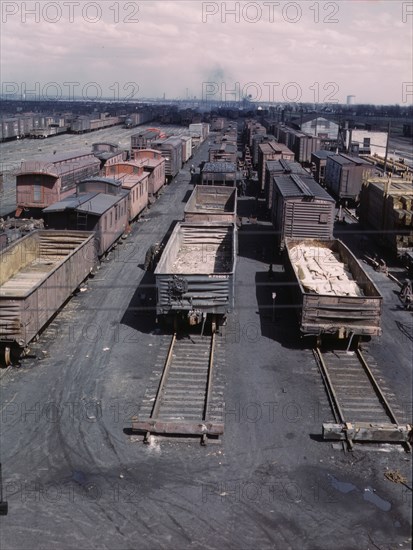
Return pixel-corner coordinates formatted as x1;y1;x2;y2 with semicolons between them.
155;191;382;345
0;185;237;363
131;131;193;181
241;121;384;342
152;177;382;346
211;122;384;344
0;183;384;365
0;136;204;359
0;111;153;141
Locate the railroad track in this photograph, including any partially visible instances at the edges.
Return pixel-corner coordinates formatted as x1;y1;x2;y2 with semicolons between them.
131;331;224;444
314;347;412;451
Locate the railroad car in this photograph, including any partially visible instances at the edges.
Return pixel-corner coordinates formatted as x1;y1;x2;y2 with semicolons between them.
124;112;153;129
92;143;125;169
43;178;129;257
251;134;276;167
28;125;68;139
258;141;295;193
104;162;150;221
180;135;192;164
272;174;335;250
131;129;165;151
0;230;96;364
284;238;383;343
201;162;238;187
265;159;309;210
151;137;183;181
324;154;374;204
154;222;236;331
184;185;237;224
70;117;91;133
70;116;120;134
16;150;101;214
131;149;166;198
1;118;20;141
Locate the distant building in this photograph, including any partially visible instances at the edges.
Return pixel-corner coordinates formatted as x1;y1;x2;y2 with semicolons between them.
291;115;339;141
342;129;388;156
347;95;356;105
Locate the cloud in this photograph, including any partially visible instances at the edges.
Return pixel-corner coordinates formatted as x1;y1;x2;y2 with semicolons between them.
1;0;411;103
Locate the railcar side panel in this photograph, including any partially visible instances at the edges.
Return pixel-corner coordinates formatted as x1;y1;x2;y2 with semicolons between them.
284;238;382;338
0;231;96;349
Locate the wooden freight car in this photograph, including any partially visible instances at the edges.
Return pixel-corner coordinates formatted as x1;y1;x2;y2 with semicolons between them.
284;238;382;343
184;185;237;224
324;153;373;204
272;174;335;251
0;230;96;364
16;150;101;214
151;137;183;181
43;178;129;257
154;223;236;331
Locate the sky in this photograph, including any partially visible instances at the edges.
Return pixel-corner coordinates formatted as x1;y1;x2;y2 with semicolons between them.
1;0;412;105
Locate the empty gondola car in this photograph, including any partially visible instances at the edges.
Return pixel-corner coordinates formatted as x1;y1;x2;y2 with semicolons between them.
284;238;383;344
184;185;237;223
154;222;237;331
0;230;96;365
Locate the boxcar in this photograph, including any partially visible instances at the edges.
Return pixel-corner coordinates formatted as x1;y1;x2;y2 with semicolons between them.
151;137;183;181
272;174;335;251
180;136;192;163
155;222;236;329
0;230;96;363
284;238;382;341
325;154;374;203
184;185;237;224
265;159;308;210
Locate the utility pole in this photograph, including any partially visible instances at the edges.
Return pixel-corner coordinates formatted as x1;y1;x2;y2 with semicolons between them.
383;120;391;175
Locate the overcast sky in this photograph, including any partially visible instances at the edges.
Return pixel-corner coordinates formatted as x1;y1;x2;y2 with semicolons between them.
1;0;412;105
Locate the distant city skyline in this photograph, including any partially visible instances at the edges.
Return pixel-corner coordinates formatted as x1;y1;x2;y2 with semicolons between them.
1;1;412;105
